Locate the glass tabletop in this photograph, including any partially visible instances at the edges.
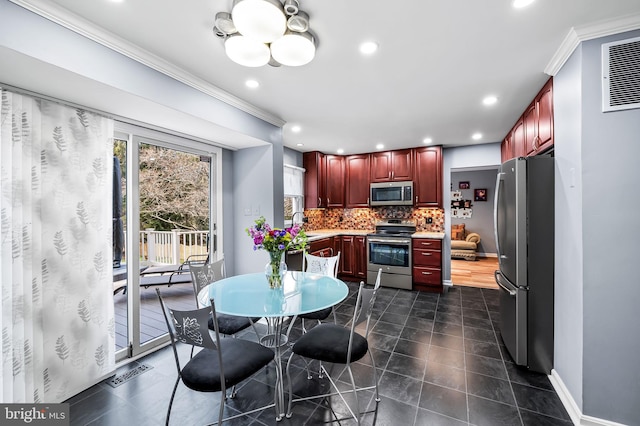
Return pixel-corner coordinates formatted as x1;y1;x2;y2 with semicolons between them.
197;271;349;318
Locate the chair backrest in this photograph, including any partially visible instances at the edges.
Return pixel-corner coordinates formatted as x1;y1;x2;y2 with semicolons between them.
190;258;226;306
156;288;221;373
304;251;341;278
352;268;382;338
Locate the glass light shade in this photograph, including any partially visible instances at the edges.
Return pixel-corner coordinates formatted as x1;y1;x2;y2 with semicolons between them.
232;0;286;43
270;31;316;67
225;34;270;67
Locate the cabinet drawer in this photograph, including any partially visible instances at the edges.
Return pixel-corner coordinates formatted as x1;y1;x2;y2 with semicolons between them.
412;249;441;267
413;266;442;286
413;239;441;250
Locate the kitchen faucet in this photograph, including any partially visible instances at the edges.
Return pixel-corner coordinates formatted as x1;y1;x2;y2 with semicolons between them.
291;211;305;225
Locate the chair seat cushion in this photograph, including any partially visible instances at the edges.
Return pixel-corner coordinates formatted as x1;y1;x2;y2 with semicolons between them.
209;314;261;336
298;307;332;321
181;339;274;392
450;240;477;250
292;323;368;364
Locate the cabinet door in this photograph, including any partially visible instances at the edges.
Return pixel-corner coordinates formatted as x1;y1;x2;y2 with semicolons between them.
345;154;370;207
391;149;413;181
370;151;392;182
339;236;355;276
354;236;367;279
325;155;345;208
512;117;525;158
303;151;325;209
414;146;442;207
536;79;554;153
501;133;513;163
523;101;537;156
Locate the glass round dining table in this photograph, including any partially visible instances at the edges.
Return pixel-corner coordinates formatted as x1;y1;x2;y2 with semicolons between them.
197;271;349;421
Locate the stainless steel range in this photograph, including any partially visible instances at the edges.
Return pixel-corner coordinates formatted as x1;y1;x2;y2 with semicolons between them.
367;220;416;290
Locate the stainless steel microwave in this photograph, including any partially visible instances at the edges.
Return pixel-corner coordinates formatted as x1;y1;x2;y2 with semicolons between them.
369;181;414;206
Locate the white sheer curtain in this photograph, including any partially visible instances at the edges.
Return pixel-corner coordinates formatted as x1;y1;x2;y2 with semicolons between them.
0;88;115;403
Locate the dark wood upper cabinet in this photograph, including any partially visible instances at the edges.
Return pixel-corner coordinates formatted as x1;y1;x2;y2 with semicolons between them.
512;117;525;158
303;151;326;209
345;154;370;208
370;149;413;182
536;79;554;153
414;146;442;208
503;77;554;161
325;155;345;208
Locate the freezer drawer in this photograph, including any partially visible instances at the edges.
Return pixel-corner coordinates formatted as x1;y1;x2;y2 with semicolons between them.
496;271;527;366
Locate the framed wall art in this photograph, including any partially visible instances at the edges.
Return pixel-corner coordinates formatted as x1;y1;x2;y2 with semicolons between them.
474;188;487;201
458;181;470;189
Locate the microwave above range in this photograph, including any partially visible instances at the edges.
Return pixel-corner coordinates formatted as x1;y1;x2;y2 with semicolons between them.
369;181;414;206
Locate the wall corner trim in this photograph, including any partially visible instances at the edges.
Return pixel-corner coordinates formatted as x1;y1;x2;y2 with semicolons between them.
545;13;640;76
549;369;628;426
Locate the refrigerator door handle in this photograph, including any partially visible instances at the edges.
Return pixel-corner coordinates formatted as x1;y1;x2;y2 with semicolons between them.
493;172;505;261
495;270;516;295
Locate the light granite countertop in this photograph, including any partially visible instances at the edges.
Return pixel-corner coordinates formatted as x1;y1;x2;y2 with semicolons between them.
412;232;445;240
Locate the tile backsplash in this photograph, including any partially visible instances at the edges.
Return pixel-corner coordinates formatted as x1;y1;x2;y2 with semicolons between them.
304;207;444;232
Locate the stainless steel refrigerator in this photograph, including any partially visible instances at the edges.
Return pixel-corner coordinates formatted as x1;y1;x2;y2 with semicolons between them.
494;156;554;374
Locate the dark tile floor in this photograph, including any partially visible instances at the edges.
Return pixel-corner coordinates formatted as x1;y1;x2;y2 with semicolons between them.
65;284;572;426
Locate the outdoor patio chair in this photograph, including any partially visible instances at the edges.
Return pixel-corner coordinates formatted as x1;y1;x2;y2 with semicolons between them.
285;268;382;424
156;288;275;426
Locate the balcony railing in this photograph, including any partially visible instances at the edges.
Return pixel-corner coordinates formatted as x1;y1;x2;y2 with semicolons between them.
139;229;209;264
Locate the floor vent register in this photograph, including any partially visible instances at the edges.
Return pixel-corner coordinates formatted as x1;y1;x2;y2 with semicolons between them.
105;364;153;388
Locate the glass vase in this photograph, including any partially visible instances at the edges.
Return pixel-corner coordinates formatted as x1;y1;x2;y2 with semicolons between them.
265;251;287;289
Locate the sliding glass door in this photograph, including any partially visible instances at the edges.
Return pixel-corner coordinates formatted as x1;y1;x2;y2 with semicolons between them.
112;127;220;361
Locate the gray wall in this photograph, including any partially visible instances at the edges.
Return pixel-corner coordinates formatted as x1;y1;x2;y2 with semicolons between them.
283;146;303;168
553;41;584;413
555;29;640;425
443;143;502;282
451;169;498;255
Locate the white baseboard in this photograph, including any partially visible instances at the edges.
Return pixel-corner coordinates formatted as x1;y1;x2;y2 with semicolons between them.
477;252;497;258
549;369;629;426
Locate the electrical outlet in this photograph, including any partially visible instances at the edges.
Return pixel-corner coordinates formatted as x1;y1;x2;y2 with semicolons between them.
426;217;433;224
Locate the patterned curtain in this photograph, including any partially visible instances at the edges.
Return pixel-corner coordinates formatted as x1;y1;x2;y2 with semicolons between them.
0;88;115;403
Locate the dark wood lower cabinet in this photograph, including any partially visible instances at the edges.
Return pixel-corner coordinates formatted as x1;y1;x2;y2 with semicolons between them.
335;235;367;281
412;238;443;292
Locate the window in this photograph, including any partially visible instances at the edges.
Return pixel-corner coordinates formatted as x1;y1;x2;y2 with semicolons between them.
284;164;304;226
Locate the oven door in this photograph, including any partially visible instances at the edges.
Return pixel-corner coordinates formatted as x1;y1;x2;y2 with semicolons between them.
367;236;412;275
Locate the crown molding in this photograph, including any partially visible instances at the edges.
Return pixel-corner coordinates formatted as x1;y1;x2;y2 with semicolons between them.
545;12;640;76
8;0;286;128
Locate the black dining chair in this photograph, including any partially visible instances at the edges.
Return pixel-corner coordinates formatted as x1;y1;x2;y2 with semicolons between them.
285;268;382;424
155;288;275;426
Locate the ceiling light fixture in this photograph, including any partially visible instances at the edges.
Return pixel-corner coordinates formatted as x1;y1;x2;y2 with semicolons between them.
245;79;260;88
359;41;378;55
512;0;535;8
213;0;317;67
423;137;433;144
482;95;498;106
291;125;301;133
337;149;344;154
472;132;483;140
376;143;384;150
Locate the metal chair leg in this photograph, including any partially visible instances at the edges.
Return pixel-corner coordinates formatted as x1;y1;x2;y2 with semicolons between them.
346;365;361;424
166;377;180;426
368;350;381;402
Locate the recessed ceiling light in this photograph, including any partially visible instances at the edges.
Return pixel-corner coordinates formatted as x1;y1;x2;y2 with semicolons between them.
482;95;498;106
245;79;259;88
337;148;344;154
423;137;433;144
376;143;384;150
291;125;301;133
296;143;303;147
512;0;535;8
472;133;483;140
109;0;124;3
359;41;378;55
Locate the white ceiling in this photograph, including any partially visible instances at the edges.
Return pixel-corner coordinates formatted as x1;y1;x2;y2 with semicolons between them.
8;0;640;154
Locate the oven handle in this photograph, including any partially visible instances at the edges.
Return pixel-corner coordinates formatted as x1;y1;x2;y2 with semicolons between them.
367;237;412;244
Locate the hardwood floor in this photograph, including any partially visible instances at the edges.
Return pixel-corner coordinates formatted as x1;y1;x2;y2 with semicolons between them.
451;256;499;289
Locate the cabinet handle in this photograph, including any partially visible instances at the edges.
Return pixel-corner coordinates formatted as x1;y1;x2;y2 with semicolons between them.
392;171;394;179
421;271;432;275
533;136;539;151
415;196;418;203
367;197;369;204
422;242;432;246
318;197;321;206
422;253;432;256
388;171;391;179
327;197;330;204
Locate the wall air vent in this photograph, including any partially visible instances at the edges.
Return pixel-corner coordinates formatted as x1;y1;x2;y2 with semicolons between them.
602;36;640;112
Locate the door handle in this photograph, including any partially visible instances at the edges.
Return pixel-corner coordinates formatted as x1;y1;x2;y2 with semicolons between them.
495;271;516;296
